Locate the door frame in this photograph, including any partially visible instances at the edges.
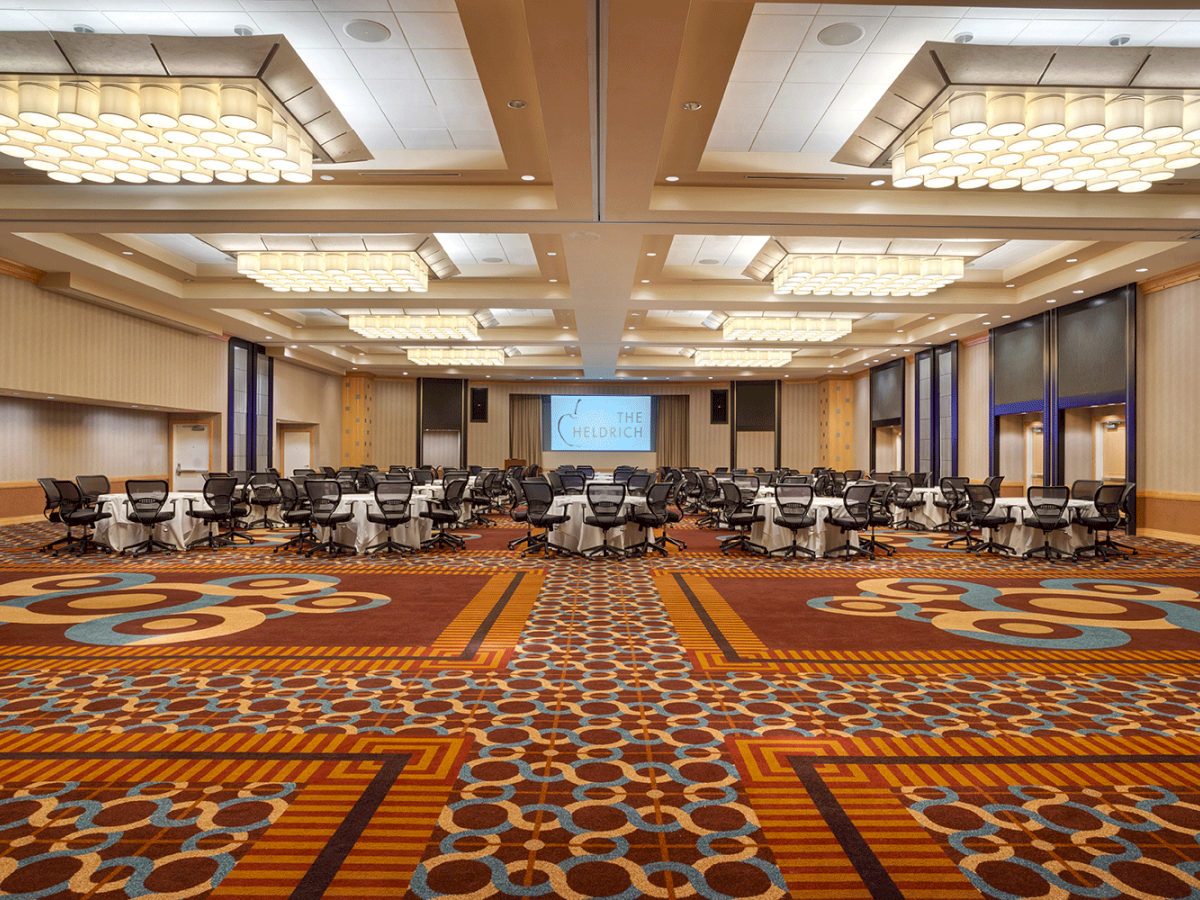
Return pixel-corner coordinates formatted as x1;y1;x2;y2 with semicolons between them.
168;416;216;491
278;424;316;475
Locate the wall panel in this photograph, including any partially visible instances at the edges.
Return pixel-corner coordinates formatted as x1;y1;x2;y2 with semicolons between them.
735;431;774;469
374;379;418;466
272;360;342;469
853;374;870;471
959;339;990;480
780;381;819;470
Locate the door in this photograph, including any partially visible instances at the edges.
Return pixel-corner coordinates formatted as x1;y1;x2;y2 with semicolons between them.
282;428;313;474
172;423;210;491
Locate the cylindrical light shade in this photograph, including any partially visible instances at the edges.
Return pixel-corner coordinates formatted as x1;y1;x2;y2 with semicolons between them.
1026;92;1065;139
1144;95;1183;140
139;83;179;128
219;84;258;130
949;91;986;137
986;92;1024;137
1104;94;1144;141
57;82;99;128
18;82;59;128
932;111;966;151
1065;93;1104;139
98;84;139;129
179;84;218;129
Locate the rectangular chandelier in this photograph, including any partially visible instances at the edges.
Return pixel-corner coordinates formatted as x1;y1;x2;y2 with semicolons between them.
723;316;852;341
834;44;1200;194
695;349;792;368
407;347;504;366
0;78;314;185
349;315;476;340
241;252;429;294
773;255;963;298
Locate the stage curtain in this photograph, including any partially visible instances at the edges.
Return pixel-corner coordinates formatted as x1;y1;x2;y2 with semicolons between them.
658;394;689;468
510;394;542;467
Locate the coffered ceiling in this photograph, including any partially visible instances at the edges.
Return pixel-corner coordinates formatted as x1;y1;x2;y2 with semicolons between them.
2;0;1200;384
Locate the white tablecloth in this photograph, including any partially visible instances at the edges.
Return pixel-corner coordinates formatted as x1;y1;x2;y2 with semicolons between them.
986;498;1093;555
546;495;651;553
327;493;434;553
748;495;859;556
94;492;207;551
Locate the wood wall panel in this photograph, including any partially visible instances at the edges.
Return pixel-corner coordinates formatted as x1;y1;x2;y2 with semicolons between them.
1140;281;1200;498
780;381;819;470
853;374;870;471
0;273;225;412
959;338;990;480
272;361;342;471
904;357;915;471
373;379;418;467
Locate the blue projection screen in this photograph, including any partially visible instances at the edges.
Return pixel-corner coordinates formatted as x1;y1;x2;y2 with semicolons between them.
543;395;656;452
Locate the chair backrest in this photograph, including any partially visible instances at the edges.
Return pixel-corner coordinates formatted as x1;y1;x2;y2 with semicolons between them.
53;479;88;516
844;469;862;481
77;474;110;502
840;483;876;527
336;472;358;492
939;476;969;507
556;464;576;473
889;475;914;500
305;478;343;515
1118;482;1136;523
830;471;847;492
229;470;250;485
1071;479;1103;501
545;471;565;495
701;474;721;503
412;469;434;485
375;479;413;514
732;474;759;501
202;475;238;514
560;472;585;493
1026;485;1070;526
442;476;468;510
577;465;594;479
1091;483;1125;522
38;477;61;509
775;483;814;521
469;465;484;476
321;466;337;476
586;483;627;523
984;474;1004;492
277;477;302;511
715;467;729;474
911;472;930;488
521;478;555;520
964;483;997;521
248;472;279;501
644;481;673;517
126;478;168;515
613;468;633;484
627;472;654;494
719;480;745;515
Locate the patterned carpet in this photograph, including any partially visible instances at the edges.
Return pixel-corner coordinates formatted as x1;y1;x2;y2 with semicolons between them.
0;518;1199;899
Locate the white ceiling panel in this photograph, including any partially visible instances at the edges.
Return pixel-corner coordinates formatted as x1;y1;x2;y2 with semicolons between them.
395;11;468;48
739;13;814;53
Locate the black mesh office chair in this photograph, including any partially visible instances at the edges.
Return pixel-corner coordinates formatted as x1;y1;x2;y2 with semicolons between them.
934;477;970;536
826;483;875;560
187;476;238;551
465;471;502;527
305;479;358;557
844;469;863;481
582;483;630;559
626;472;654;497
861;482;895;557
243;473;281;529
274;478;316;555
984;475;1004;494
661;480;686;550
122;479;176;557
770;483;817;559
36;477;72;554
1109;482;1138;557
696;475;724;528
717;481;765;556
545;471;565;496
521;478;573;558
1074;483;1128;560
963;483;1015;556
560;472;586;495
911;472;930;488
629;481;673;558
421;477;468;552
52;479;111;556
888;475;926;531
1071;479;1103;502
412;468;434;486
1022;485;1071;560
366;480;416;556
507;478;533;551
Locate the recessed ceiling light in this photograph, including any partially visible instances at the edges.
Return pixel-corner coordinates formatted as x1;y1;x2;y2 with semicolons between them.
507;100;527;109
870;179;885;186
404;372;408;375
344;18;391;42
1109;33;1131;46
483;257;503;263
896;329;903;333
925;341;932;345
547;251;557;256
352;366;358;370
264;336;271;339
46;396;54;399
233;24;253;36
682;101;702;111
521;175;535;181
646;252;656;257
121;251;133;255
1048;299;1057;303
1073;290;1084;294
950;333;957;337
665;175;679;182
1065;258;1077;262
628;327;635;330
708;376;713;379
1002;315;1011;319
1006;284;1015;288
640;279;649;283
320;175;334;181
954;31;973;43
549;278;558;282
290;344;298;348
982;322;991;326
1136;268;1148;273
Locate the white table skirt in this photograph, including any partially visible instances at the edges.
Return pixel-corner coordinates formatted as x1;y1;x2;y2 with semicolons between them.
326;493;434;553
95;492;207;551
986;498;1093;555
546;495;651;553
749;496;859;556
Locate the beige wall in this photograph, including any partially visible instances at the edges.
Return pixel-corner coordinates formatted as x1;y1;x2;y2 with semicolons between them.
0;273;226;413
272;360;342;471
780;381;819;470
374;379;418;466
735;431;775;469
959;339;990;480
904;357;915;471
853;374;871;471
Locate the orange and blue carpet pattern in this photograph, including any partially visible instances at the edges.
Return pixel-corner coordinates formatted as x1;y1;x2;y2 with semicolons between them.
0;519;1198;898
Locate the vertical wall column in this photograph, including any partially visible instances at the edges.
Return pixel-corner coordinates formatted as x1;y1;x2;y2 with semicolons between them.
341;373;375;466
818;377;854;469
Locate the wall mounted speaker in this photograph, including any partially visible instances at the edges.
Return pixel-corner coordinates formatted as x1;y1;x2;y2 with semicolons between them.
710;389;728;425
470;386;489;423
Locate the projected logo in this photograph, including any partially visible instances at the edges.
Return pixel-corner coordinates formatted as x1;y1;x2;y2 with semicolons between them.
551;396;650;452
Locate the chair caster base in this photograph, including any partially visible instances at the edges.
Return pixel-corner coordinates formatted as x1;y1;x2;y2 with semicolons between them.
825;543;872;560
1023;543;1068;560
769;542;816;559
581;543;628;559
306;540;357;558
972;540;1015;556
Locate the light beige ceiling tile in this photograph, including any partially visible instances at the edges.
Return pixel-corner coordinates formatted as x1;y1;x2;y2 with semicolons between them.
172;11;259;34
440;106;496;130
240;0;318;9
760;105;822;132
800;131;846;153
815;107;872;134
426;79;487;106
963;7;1034;18
892;6;967;17
390;0;458;10
1012;19;1099;45
729;51;797;83
817;5;894;16
846;52;914;84
706;131;755;152
867;17;956;54
770;81;841;111
756;4;821;14
740;13;814;53
784;50;860;83
712;106;770;132
832;81;886;112
17;9;101;30
322;10;406;48
946;17;1023;44
352;49;424;80
367;79;436;108
395;127;454;149
249;11;340;47
412;48;479;79
450;128;500;150
163;0;244;10
94;10;191;33
315;0;392;11
1154;22;1200;43
294;47;361;79
384;105;447;129
750;132;808;152
1084;19;1173;45
719;80;782;108
395;11;468;48
1102;8;1187;21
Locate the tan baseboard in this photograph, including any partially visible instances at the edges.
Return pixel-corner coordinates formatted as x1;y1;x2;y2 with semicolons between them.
1138;491;1200;541
0;514;41;526
1140;528;1200;547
